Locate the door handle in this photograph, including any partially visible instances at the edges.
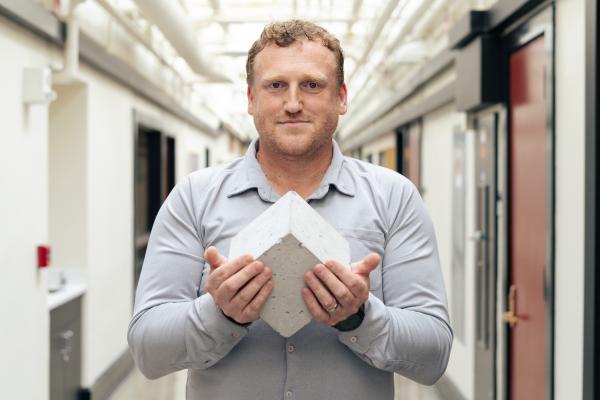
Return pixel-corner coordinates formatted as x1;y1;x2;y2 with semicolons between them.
502;285;519;328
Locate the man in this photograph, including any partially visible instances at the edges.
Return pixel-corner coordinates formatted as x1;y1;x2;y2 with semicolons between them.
128;20;452;399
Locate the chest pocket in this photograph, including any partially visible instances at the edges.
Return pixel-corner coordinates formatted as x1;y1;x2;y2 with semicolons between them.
337;228;385;299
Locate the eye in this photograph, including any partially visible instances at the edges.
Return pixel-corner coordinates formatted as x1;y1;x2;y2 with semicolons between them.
306;82;319;89
270;82;282;89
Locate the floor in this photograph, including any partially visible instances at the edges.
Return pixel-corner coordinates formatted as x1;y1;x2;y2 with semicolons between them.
108;367;443;400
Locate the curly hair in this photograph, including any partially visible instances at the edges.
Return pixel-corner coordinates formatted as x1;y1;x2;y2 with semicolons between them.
246;19;345;87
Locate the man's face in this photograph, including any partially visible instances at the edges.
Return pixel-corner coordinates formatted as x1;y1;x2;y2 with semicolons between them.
247;40;347;159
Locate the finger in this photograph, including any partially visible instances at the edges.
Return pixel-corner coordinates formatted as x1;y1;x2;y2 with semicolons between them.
302;287;333;325
218;261;265;303
208;254;255;290
230;267;272;309
351;253;381;276
312;264;355;307
304;268;343;310
204;246;228;270
240;279;273;322
324;260;367;299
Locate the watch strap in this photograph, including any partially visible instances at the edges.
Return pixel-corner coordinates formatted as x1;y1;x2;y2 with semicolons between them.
334;304;365;331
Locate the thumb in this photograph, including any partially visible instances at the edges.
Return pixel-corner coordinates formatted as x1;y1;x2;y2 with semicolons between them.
204;246;227;270
351;253;381;277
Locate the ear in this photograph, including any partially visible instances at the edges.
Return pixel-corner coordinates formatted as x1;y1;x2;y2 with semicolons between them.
247;84;254;115
338;83;348;115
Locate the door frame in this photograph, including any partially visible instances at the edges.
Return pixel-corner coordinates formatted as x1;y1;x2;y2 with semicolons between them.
500;5;556;400
584;0;600;398
469;104;506;400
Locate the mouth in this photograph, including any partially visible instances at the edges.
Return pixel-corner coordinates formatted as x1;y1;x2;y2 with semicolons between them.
278;120;309;125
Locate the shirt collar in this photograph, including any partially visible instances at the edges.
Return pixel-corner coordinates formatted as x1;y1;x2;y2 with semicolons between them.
225;138;355;200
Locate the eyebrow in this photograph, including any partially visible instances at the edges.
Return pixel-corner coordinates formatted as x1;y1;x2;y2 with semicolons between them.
261;73;328;82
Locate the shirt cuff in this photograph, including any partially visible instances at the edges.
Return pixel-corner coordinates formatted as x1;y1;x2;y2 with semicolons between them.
194;294;249;347
337;293;388;354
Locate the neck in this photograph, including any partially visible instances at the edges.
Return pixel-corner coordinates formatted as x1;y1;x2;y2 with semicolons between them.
256;141;334;199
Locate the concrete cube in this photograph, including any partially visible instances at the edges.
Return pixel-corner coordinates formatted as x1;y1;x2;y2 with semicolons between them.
229;191;350;337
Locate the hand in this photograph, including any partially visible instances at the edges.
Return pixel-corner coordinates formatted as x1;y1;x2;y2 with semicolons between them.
204;246;273;325
302;253;380;326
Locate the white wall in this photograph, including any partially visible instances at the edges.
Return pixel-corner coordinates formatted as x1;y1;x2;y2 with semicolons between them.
421;104;473;399
49;84;88;271
80;66;134;387
0;17;53;400
0;10;242;398
554;0;585;398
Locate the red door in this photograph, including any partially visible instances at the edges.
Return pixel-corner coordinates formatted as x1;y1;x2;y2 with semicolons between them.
508;36;547;399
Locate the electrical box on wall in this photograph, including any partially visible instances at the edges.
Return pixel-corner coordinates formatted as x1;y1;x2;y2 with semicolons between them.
23;67;56;104
455;35;503;112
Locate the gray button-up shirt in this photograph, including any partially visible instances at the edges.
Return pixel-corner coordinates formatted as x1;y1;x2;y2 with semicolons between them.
128;139;452;400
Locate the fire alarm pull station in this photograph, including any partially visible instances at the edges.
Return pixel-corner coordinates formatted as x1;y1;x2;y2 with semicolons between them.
37;245;51;269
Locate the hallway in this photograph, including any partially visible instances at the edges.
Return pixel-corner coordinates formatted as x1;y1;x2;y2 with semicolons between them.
1;0;598;399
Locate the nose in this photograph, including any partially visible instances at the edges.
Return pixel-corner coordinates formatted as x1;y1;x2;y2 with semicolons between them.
284;87;302;114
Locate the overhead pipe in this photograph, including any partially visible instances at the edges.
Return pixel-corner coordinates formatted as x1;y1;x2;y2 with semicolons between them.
208;0;220;14
133;0;232;83
341;0;449;140
95;0;184;81
347;0;364;32
347;0;401;83
385;0;433;54
92;0;235;135
343;0;412;110
412;0;450;39
53;1;85;84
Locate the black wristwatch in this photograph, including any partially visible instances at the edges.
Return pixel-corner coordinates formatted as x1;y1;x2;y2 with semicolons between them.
334;305;365;331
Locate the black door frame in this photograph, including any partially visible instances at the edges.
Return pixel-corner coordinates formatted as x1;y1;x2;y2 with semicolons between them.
583;0;599;398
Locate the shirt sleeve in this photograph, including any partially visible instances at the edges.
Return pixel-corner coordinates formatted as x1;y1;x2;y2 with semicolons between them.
127;176;249;380
337;178;453;385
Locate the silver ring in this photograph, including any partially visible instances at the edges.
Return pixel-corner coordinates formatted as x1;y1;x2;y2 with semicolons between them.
326;303;339;313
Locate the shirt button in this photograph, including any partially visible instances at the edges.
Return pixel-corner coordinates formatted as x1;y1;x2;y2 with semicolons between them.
287;344;295;353
286;390;293;398
232;332;240;338
350;336;358;343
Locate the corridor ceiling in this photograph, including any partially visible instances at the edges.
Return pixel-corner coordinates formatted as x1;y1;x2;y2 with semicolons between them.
116;0;489;138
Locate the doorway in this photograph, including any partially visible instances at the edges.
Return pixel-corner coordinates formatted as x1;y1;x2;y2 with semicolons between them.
133;122;176;290
395;120;422;192
503;8;555;400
